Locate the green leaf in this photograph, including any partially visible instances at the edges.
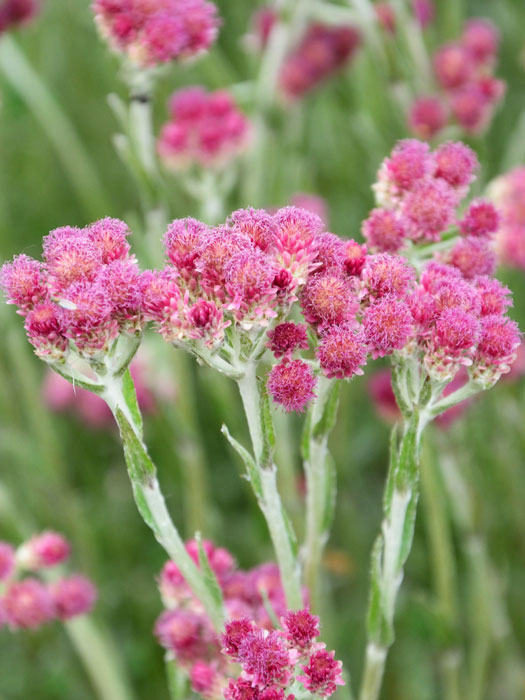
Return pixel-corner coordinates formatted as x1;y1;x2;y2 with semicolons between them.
259;380;276;468
395;412;420;492
195;532;224;612
383;424;399;516
397;489;420;568
321;453;337;534
221;424;263;501
366;535;386;643
300;410;313;462
115;407;155;484
131;482;156;532
312;380;341;442
282;506;299;560
121;369;143;437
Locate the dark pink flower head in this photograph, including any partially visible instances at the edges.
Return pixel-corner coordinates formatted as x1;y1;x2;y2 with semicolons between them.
0;254;47;314
314;232;346;273
362;208;408;253
301;272;358;327
190;661;220;696
0;0;39;31
52;575;97;620
448;237;497;279
459;199;500;237
57;280;118;354
267;322;309;359
225;678;260;700
475;276;512;316
43;227;102;292
462;18;499;66
363;295;414;358
383;139;433;192
433;42;474;90
297;648;344;697
141;268;181;326
0;542;15;581
273;206;324;283
186;299;227;345
98;259;143;326
154;608;217;661
237;629;292;688
408;96;447;140
2;578;55;629
402;177;457;242
170;85;208;120
228;209;277;253
26;531;70;569
361;253;415;300
316;324;367;379
282;608;320;651
225;249;277;317
433;141;478;192
164;218;209;275
268;360;316;413
86;218;131;263
433;307;480;354
24;302;68;360
344;239;367;276
222;617;255;658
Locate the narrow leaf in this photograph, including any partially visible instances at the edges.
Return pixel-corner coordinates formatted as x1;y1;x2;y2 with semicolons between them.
221;424;263;500
195;532;224;611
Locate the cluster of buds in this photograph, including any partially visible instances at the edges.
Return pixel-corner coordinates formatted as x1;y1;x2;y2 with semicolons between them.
408;18;504;138
488;167;525;269
0;532;96;630
374;0;435;34
0;218;142;365
279;22;361;100
158;87;251;171
154;539;312;698
0;0;38;33
92;0;220;67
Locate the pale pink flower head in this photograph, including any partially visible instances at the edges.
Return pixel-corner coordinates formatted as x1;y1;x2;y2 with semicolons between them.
433;141;478;192
301;272;358;327
363;295;414;358
52;575;97;620
382;139;433;192
344;239;367;276
86;217;131;263
402;177;457;242
420;260;461;294
361;253;415;299
24;302;68;360
268;360;316;413
164;217;209;273
432;307;480;354
448;237;497;279
190;660;221;697
2;578;55;629
316;324;367;379
433;42;474;90
0;542;16;581
43;226;103;292
462;18;499;66
157;122;191;170
476;315;520;363
475;276;512;317
362;208;408;253
267;322;309;359
272;206;324;283
237;629;292;688
459;199;500;238
0;254;47;312
25;531;70;569
282;608;320;651
228;208;277;253
297;648;345;697
408;96;447;140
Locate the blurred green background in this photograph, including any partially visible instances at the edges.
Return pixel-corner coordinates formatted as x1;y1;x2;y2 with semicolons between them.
1;0;525;698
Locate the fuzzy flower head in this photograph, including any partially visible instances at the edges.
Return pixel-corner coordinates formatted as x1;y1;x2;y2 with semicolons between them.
433;141;478;194
228;209;277;253
92;0;220;67
2;578;55;629
301;272;358;327
267;323;309;359
432;307;480;354
0;255;47;312
52;575;97;620
316;324;367;379
225;250;277;324
362;208;408;253
43;227;103;292
314;233;346;273
237;629;292;688
281;609;320;651
21;532;71;569
433;42;474;90
474;315;521;384
401;177;457;242
86;217;132;263
297;649;345;697
375;139;433;204
24;302;68;360
475;276;512;316
268;360;316;413
361;253;415;300
222;617;255;657
272;206;324;284
408;96;447;140
462;18;499;66
363;295;414;358
459;199;500;238
448;237;497;279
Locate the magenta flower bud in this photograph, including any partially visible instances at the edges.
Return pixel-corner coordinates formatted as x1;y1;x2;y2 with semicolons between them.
344;239;367;276
222;617;255;658
474;276;512;317
0;0;39;32
282;608;320;650
268;360;316;413
433;42;474;90
24;302;68;360
362;208;408;253
361;253;415;299
25;531;71;569
0;254;47;313
434;141;478;191
459;199;500;237
301;272;358;327
316;324;367;379
297;648;345;697
363;295;414;358
408;96;447;140
52;575;97;619
462;18;499;66
402;177;458;242
86;217;131;263
267;322;309;359
448;237;497;279
0;542;16;581
190;661;219;696
2;578;55;629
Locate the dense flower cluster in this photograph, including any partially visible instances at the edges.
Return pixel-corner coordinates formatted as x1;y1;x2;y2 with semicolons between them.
154;539;321;699
158;87;251;171
279;23;361;99
0;218;141;361
489;167;525;269
0;0;38;33
408;18;504;138
92;0;220;67
0;532;96;630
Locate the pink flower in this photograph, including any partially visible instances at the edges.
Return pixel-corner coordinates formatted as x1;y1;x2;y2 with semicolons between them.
316;324;367;379
408;96;447;140
268;360;316;413
190;661;220;696
52;575;97;619
450;83;492;134
383;139;433;192
362;208;408;253
26;532;70;569
43;226;103;292
402;177;457;242
343;240;367;276
363;296;414;358
273;206;324;284
224;678;260;700
432;307;480;354
228;209;277;253
433;43;474;90
459;199;500;237
0;542;16;581
2;578;55;629
267;323;309;359
282;609;320;651
0;0;39;32
476;315;520;363
301;272;358;327
86;217;131;263
433;141;478;191
222;617;255;657
24;302;68;360
361;253;415;299
462;18;499;66
237;629;292;688
313;232;346;273
0;254;47;312
448;237;497;279
154;608;218;661
297;649;344;697
475;276;512;316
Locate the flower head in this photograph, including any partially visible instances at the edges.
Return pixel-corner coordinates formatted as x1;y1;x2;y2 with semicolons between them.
401;177;457;242
222;617;255;657
268;360;316;413
408;96;447;140
0;255;47;312
86;217;131;263
432;307;480;354
301;272;358;327
281;608;320;651
433;141;478;192
2;578;55;629
228;209;277;253
462;18;499;66
297;649;344;697
448;237;497;279
267;323;309;359
52;575;97;619
317;324;367;379
474;276;512;316
459;199;500;237
24;302;68;360
362;208;408;252
361;253;415;299
433;42;474;90
237;629;292;688
24;532;71;569
363;295;414;358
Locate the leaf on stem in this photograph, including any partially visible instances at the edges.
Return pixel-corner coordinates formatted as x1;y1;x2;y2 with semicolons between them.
115;407;155;483
195;532;224;612
221;424;263;500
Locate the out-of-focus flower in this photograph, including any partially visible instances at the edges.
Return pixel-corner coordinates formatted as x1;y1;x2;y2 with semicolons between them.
2;579;55;629
52;575;98;620
488;167;525;269
0;0;39;33
407;96;448;140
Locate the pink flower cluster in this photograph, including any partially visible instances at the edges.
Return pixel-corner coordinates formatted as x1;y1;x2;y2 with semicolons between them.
0;218;142;361
375;0;434;34
408;18;504;138
222;610;344;700
279;23;361;100
154;539;312;699
0;0;38;33
158;87;251;171
489;167;525;269
0;533;96;630
92;0;220;67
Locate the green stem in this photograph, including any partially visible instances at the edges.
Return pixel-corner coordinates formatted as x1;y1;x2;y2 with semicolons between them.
236;363;303;610
303;375;340;610
0;35;108;219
